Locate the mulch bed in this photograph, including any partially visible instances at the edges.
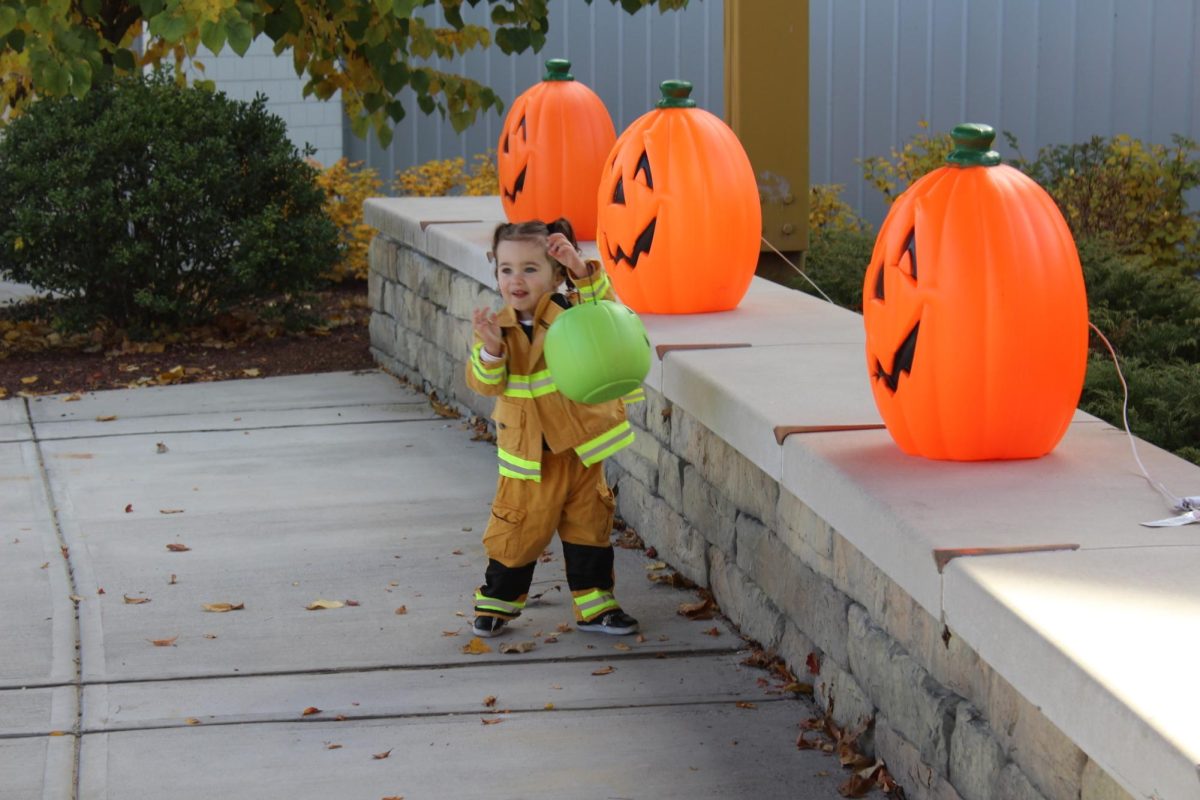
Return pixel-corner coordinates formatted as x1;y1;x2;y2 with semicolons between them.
0;281;376;400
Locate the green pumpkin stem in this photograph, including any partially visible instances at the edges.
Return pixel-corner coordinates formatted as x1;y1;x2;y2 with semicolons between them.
543;59;574;82
946;123;1002;167
656;80;697;109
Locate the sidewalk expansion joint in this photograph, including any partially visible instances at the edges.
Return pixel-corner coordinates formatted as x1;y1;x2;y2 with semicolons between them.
71;646;743;689
0;696;801;740
24;395;84;794
28;415;446;444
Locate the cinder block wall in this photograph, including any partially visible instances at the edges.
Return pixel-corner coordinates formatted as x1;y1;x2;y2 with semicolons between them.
368;232;1134;800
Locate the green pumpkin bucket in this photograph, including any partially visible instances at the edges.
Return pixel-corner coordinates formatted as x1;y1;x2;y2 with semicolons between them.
544;300;651;404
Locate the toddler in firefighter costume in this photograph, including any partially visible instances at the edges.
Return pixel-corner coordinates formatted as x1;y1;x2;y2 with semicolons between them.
467;218;640;638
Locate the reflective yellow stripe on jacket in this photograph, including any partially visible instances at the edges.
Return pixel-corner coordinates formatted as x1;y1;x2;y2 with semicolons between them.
503;369;557;399
471;342;506;385
622;387;645;404
574;420;634;467
575;271;612;303
498;447;541;481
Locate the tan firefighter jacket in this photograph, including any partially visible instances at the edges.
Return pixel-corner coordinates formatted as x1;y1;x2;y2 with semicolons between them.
465;266;642;481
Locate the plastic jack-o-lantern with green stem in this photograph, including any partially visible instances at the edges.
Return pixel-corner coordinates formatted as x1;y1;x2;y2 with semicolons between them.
596;80;761;314
497;59;615;240
862;124;1089;461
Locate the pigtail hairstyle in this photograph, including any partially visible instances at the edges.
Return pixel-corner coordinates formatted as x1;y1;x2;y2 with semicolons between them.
490;218;581;285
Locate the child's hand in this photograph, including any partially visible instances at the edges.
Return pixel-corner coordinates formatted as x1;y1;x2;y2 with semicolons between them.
473;307;503;356
547;232;589;279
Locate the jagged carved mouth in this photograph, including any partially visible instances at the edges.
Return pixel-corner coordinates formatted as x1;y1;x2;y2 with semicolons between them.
502;166;527;203
871;229;919;393
874;322;918;393
607;218;656;269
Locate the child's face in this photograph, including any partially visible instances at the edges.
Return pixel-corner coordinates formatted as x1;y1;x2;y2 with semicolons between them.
494;238;561;318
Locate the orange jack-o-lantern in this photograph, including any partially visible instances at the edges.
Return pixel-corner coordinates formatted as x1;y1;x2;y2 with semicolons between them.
497;59;615;240
862;124;1089;461
596;80;761;314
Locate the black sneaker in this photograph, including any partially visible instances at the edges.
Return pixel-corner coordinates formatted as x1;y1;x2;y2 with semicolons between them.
472;616;508;638
577;609;639;635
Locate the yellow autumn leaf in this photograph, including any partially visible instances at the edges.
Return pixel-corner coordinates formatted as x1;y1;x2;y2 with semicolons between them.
306;599;344;610
461;637;491;655
123;594;151;605
242;368;261;377
20;376;38;384
202;602;244;613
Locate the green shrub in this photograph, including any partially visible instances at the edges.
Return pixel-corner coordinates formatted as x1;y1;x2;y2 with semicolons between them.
1077;237;1200;363
1081;353;1200;467
859;120;954;203
0;70;338;332
1007;133;1200;269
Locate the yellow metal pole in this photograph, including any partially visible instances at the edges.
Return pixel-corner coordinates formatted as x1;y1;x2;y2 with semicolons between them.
724;0;809;256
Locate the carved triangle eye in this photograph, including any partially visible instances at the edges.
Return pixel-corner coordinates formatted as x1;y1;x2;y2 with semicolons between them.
519;115;527;141
502;134;508;154
634;151;652;188
612;176;625;205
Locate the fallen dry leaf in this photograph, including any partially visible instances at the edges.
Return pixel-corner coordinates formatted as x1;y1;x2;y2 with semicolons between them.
703;626;721;637
555;622;572;634
806;652;821;675
20;376;38;385
644;561;668;571
499;640;536;654
543;636;558;644
149;636;178;647
159;509;185;515
677;596;716;620
242;368;261;377
156;442;169;454
64;394;82;402
591;666;615;676
123;594;151;605
166;543;191;552
461;637;492;655
372;749;392;760
483;695;497;708
306;599;345;610
635;634;647;644
202;602;244;613
543;703;555;710
480;718;504;726
95;415;117;422
302;707;322;717
451;549;464;555
735;702;757;709
68;595;82;603
169;574;178;585
345;599;361;607
394;606;408;615
381;796;404;800
39;562;49;570
124;504;133;513
613;642;632;651
185;718;201;725
441;630;459;637
203;634;217;640
48;730;66;736
326;743;342;750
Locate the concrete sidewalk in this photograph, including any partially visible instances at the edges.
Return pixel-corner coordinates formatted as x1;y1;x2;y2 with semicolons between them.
1;370;847;799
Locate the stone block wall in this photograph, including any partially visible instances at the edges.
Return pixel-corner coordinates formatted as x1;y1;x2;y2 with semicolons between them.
368;233;1135;800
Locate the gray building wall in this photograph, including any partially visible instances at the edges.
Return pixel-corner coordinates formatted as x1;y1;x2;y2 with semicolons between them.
811;0;1200;226
200;0;1200;227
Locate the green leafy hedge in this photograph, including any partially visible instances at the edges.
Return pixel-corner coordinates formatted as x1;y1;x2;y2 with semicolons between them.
0;70;338;332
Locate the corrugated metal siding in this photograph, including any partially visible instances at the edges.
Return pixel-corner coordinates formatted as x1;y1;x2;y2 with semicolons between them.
344;0;726;185
810;0;1200;227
